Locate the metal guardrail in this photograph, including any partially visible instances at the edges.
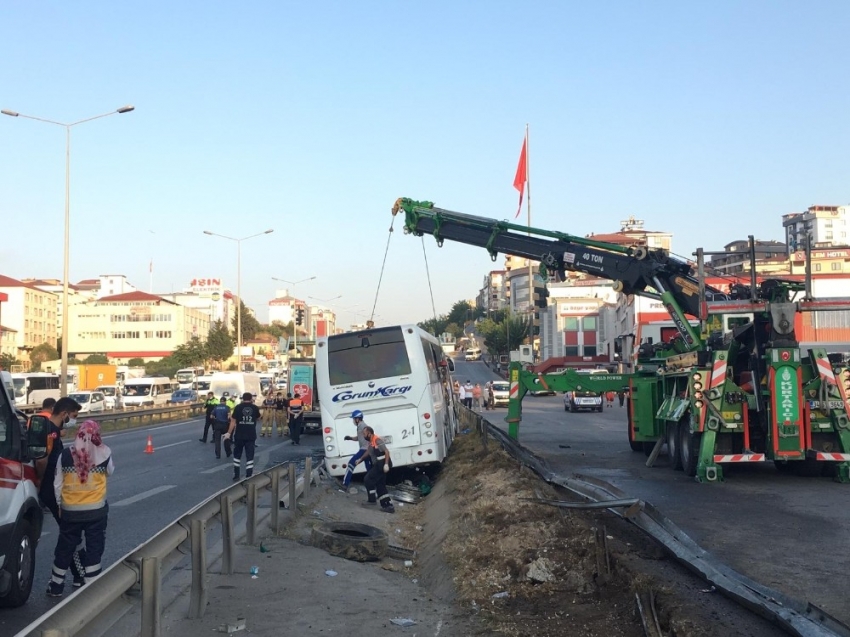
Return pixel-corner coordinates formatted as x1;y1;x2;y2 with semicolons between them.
17;402;206;429
460;406;850;637
16;459;318;637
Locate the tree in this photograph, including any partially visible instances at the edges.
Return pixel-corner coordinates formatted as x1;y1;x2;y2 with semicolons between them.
261;321;292;340
477;313;530;358
231;301;261;342
172;337;208;367
206;320;234;363
127;357;146;367
0;353;18;370
447;300;483;327
145;355;181;379
29;343;59;371
85;354;109;364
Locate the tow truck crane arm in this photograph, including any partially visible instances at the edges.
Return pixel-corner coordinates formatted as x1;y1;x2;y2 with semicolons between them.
392;197;725;350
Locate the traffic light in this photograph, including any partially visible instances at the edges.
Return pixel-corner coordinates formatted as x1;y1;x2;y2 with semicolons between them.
295;307;305;326
534;285;549;309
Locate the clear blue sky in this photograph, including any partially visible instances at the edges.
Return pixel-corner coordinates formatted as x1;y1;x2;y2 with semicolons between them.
2;2;848;328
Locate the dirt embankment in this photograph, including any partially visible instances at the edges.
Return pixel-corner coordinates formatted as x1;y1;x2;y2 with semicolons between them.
397;428;783;637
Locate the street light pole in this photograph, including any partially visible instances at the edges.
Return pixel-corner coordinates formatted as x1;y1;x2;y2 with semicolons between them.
2;105;135;393
205;229;274;371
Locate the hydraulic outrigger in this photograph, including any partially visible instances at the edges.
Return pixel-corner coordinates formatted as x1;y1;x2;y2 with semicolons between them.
393;197;850;483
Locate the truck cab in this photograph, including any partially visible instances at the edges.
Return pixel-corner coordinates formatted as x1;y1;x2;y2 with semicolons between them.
0;380;49;607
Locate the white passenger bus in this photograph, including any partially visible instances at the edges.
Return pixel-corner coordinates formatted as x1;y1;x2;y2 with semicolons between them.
316;324;458;478
10;373;61;407
176;367;206;390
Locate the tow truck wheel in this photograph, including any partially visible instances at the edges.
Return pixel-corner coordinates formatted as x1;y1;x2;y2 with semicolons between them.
679;423;700;478
0;519;36;608
667;422;683;471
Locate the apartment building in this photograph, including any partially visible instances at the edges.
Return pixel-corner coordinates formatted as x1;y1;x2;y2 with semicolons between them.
0;275;59;369
783;205;850;252
67;291;210;363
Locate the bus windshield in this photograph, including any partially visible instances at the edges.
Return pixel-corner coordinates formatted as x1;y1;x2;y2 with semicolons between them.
176;372;195;383
196;380;211;391
327;327;412;385
12;378;25;399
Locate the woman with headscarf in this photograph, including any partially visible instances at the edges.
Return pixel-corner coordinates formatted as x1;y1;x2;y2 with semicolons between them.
47;420;114;597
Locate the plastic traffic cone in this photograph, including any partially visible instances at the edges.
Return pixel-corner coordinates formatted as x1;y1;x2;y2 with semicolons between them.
144;435;155;454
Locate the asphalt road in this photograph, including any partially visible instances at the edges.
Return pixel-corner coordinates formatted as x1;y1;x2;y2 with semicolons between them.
1;415;321;635
452;359;850;626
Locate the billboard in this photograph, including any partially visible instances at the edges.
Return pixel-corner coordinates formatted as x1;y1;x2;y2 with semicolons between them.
290;363;315;410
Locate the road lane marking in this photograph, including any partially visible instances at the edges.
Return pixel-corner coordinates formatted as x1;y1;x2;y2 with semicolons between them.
103;417;204;440
112;485;176;507
198;440;292;474
156;440;192;450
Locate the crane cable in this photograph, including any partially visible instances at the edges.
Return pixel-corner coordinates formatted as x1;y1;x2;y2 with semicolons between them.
421;236;439;327
370;215;395;324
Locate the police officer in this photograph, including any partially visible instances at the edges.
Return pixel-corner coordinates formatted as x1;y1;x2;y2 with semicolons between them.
200;392;218;443
353;426;394;513
226;392;261;480
210;397;231;459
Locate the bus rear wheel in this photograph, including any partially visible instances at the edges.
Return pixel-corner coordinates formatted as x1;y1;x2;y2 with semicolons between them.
667;422;682;471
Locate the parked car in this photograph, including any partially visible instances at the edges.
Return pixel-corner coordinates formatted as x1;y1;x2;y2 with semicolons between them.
529;386;556;396
68;391;107;415
490;381;510;407
168;389;199;404
563;369;609;412
96;385;121;410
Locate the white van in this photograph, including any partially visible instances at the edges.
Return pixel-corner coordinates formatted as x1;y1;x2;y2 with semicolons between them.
209;372;262;401
121;377;174;407
194;375;214;394
464;347;482;361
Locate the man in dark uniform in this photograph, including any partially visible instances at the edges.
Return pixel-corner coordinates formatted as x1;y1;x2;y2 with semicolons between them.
226;392;261;480
210;397;231;459
200;392;218;443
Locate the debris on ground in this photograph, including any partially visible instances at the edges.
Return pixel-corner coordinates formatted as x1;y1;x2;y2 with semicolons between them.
217;618;246;633
389;618;417;627
325;570;337;577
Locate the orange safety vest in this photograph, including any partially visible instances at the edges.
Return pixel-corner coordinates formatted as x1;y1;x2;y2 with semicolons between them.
289;398;303;413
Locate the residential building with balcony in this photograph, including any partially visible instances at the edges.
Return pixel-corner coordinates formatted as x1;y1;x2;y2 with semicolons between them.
783;205;850;253
707;239;789;275
0;275;59;369
476;270;508;315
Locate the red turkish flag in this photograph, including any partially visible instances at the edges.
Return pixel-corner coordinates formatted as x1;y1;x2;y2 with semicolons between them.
513;137;527;218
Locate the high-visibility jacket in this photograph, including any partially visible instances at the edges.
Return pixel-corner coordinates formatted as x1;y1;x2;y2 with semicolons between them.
289;398;303;417
54;448;114;521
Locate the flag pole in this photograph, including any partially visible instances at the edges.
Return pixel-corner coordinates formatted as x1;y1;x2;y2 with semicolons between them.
525;124;533;339
149;259;153;293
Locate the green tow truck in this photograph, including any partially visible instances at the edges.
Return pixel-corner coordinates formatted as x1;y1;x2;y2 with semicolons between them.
393;197;850;483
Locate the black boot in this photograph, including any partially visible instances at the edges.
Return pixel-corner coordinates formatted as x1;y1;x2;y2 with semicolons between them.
233;470;240;482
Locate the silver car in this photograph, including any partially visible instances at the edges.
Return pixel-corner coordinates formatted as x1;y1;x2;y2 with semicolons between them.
68;391;107;415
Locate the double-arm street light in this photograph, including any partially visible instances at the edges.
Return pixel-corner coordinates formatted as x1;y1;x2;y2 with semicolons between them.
2;105;135;394
204;229;274;370
271;276;316;288
307;294;342;304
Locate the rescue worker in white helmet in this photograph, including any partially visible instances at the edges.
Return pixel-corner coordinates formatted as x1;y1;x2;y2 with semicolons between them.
341;410;372;490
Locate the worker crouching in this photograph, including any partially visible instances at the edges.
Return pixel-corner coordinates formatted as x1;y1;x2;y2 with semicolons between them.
47;420;114;597
354;425;395;513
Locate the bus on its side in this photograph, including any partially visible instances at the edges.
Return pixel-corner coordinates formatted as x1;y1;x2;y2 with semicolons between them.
176;367;206;390
316;324;458;478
